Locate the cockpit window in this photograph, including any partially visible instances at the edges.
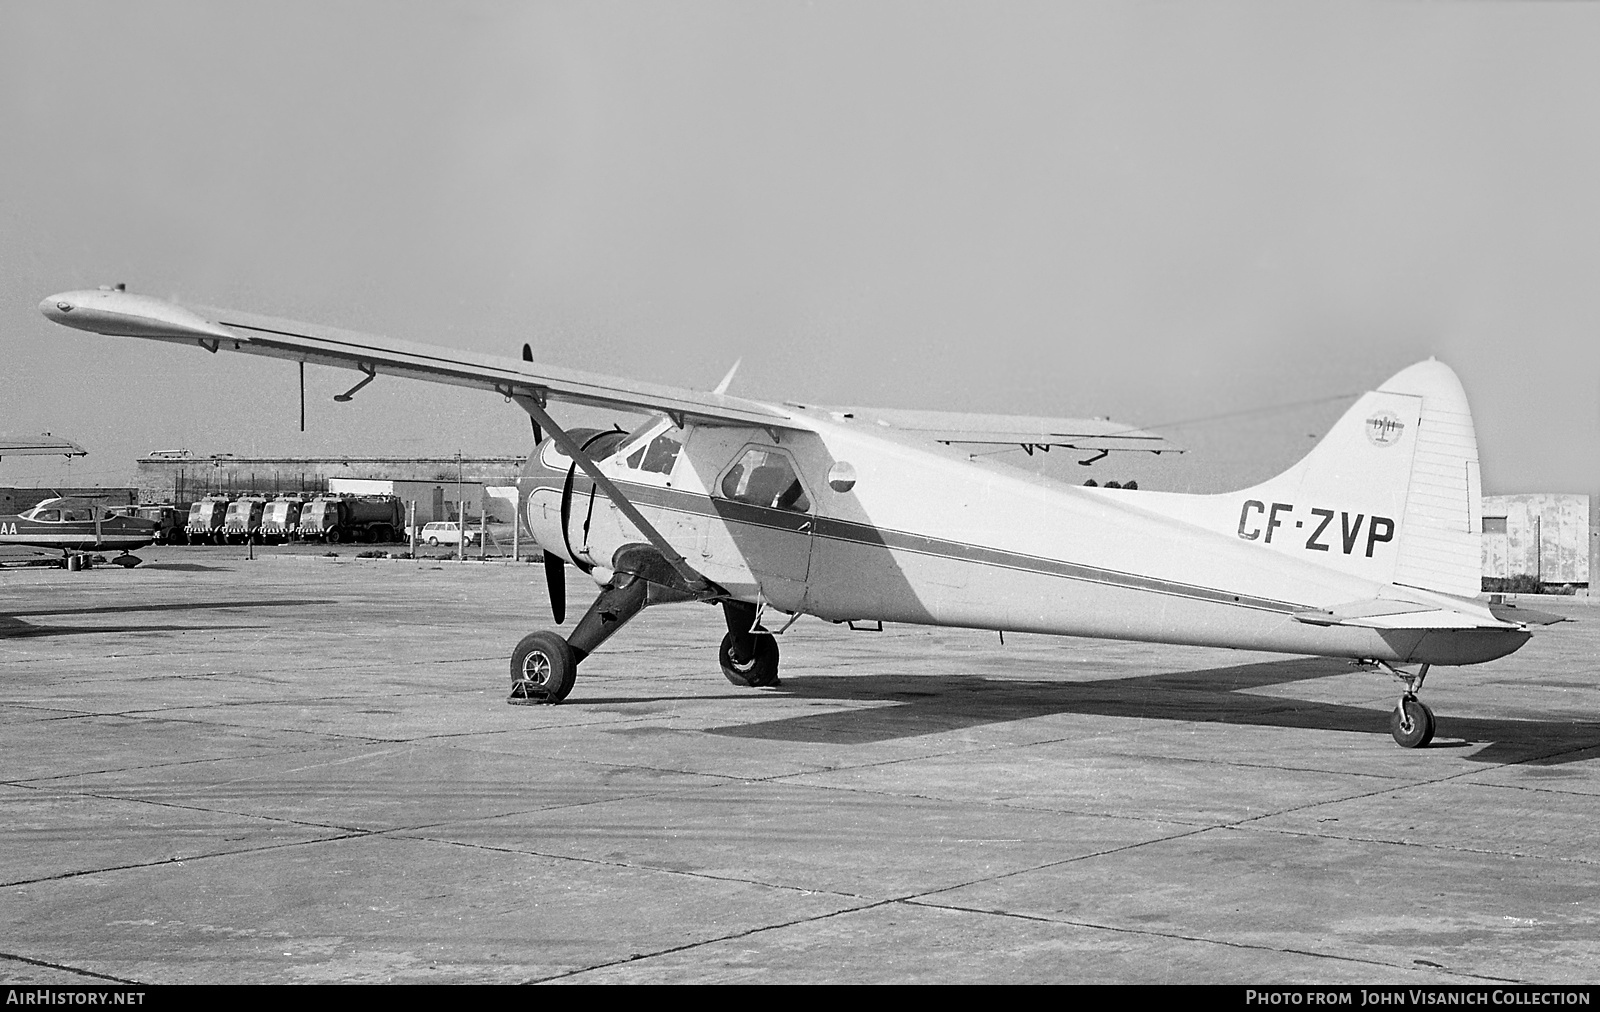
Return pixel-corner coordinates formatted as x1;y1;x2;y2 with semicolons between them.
32;509;61;522
623;431;682;475
719;448;810;512
62;509;93;522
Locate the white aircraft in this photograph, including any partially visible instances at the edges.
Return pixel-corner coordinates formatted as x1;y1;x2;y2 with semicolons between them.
39;287;1561;747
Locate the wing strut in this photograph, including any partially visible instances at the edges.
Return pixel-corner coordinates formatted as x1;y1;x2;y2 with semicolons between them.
510;393;709;594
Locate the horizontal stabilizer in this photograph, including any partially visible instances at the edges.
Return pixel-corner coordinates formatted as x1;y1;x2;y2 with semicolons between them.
1487;601;1569;627
1294;597;1519;631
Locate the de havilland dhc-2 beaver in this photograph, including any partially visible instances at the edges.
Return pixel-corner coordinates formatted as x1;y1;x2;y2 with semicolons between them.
38;286;1564;747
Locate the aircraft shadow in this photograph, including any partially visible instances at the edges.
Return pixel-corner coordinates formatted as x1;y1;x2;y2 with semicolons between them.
705;657;1600;767
0;617;267;638
1;599;333;619
136;563;231;572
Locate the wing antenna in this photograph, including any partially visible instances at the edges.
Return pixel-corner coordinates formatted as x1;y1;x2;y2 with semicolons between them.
713;358;742;396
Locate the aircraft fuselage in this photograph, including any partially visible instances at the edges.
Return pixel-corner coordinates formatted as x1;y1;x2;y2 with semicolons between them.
0;498;159;553
518;415;1527;668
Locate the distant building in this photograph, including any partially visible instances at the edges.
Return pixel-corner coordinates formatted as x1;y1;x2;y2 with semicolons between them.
135;453;526;508
1482;494;1594;591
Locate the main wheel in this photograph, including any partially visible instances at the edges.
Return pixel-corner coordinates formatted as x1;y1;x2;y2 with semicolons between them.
427;537;440;547
1390;696;1436;748
326;528;344;544
719;631;781;688
510;631;578;704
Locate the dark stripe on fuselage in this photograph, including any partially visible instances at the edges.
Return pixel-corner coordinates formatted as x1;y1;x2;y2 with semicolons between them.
531;473;1309;616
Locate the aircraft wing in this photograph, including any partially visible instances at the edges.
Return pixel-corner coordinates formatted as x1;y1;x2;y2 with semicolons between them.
787;405;1176;453
39;289;802;431
0;435;87;458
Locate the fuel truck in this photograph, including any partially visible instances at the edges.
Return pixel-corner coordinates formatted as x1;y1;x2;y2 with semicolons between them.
297;494;404;543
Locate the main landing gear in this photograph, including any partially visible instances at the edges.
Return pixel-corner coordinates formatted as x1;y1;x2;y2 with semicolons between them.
1365;660;1435;748
718;600;780;688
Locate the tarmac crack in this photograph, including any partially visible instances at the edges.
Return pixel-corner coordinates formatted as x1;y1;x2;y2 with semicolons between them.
401;829;874;904
523;898;898;983
0;829;371;889
0;950;144;985
1236;822;1600;866
892;898;1525;984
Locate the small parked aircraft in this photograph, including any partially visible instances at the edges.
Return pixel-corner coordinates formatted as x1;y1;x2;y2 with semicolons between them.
0;494;160;563
39;287;1561;746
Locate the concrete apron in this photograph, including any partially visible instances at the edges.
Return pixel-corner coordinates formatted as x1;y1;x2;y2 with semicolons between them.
1;546;1598;984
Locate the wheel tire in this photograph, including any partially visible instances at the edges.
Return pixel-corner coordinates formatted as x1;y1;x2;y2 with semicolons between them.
719;631;781;688
427;537;440;547
1390;697;1436;748
212;531;227;546
509;631;577;704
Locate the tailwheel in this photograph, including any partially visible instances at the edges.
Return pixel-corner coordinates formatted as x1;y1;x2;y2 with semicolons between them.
719;631;780;688
1390;695;1436;749
509;631;577;704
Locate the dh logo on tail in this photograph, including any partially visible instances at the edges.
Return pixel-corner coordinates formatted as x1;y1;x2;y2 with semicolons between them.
1365;410;1405;447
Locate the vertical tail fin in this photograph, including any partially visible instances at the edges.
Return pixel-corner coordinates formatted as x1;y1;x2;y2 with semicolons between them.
1136;360;1484;597
1237;359;1482;596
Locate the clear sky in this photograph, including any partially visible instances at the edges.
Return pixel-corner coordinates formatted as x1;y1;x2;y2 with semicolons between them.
1;1;1595;495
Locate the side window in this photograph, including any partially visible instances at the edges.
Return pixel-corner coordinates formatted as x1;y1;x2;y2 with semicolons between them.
33;509;61;522
719;448;810;512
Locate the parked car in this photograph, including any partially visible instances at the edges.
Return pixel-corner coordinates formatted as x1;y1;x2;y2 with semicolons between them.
417;521;481;547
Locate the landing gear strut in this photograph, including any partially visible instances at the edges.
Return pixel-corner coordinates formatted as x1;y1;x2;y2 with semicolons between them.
506;543;779;703
1366;660;1435;748
507;559;660;705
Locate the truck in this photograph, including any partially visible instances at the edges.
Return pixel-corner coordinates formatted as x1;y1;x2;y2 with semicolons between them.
297;494;404;544
222;497;267;543
259;496;306;543
111;504;189;544
185;497;231;545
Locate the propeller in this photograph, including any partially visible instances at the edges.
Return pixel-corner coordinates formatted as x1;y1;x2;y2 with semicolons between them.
543;550;566;624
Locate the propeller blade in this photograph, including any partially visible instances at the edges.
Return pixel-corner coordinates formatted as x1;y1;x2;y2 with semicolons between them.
543;550;566;624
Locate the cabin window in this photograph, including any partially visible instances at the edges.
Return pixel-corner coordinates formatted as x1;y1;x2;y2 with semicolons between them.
62;509;93;522
32;509;61;522
719;448;810;512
